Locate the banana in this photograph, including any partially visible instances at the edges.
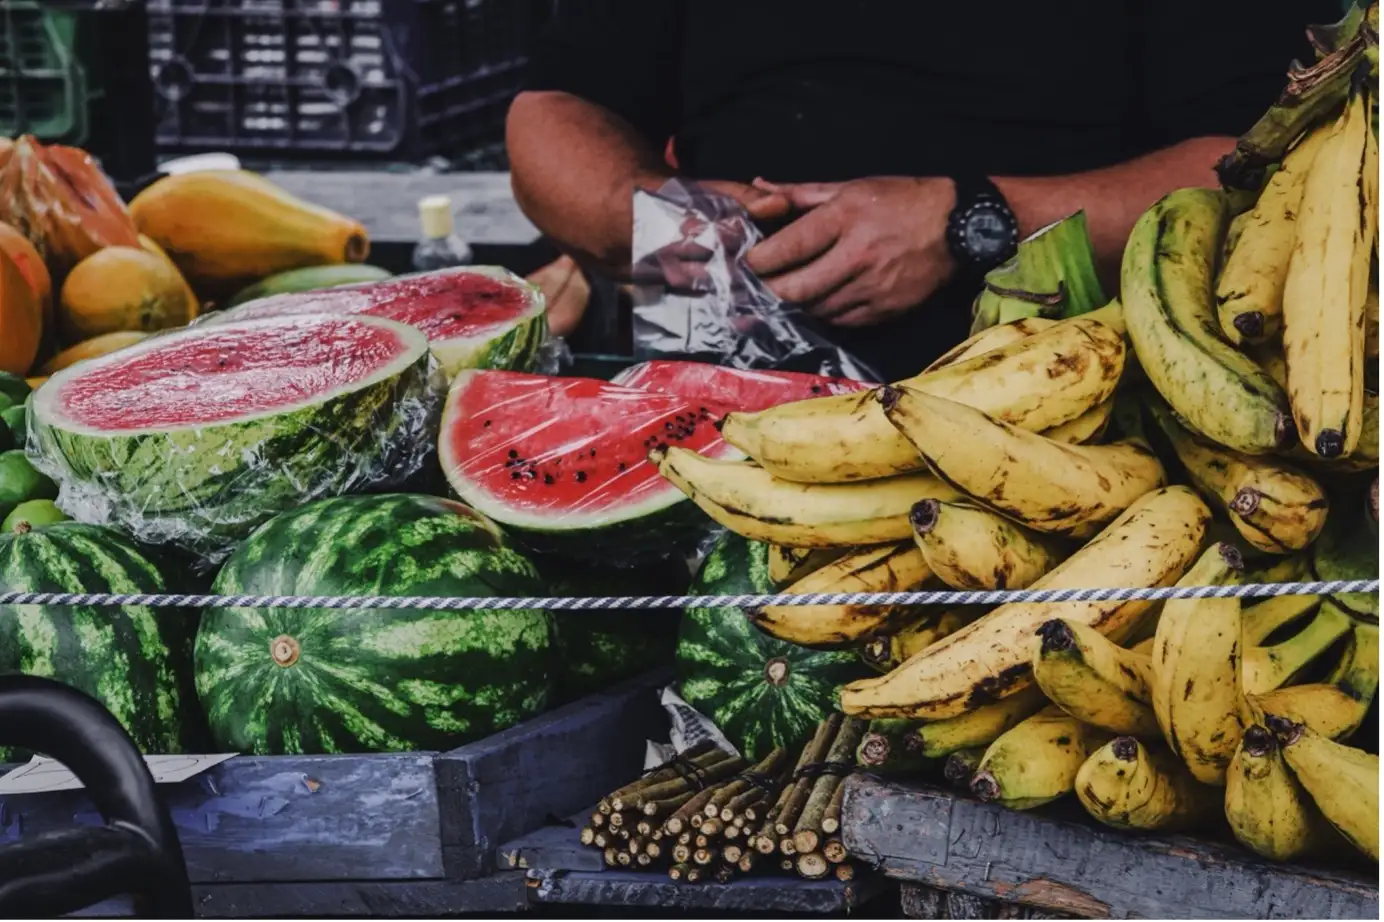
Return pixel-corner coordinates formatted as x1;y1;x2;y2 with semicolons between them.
1241;593;1320;645
1256;345;1380;472
1076;736;1218;831
767;545;849;588
1150;401;1329;553
840;487;1209;720
909;499;1070;591
922;317;1057;372
1282;88;1379;458
970;707;1109;810
856;718;933;776
942;747;986;791
1122;187;1294;454
719;315;1125;484
1311;496;1380;621
1242;552;1312;590
1248;618;1378;741
1150;542;1246;785
1241;599;1352;695
652;446;959;547
1043;398;1115;445
882;387;1166;538
1267;715;1380;860
860;609;971;673
1367;276;1379;366
1032;618;1160;738
914;685;1048;758
1215;122;1334;345
749;543;932;648
1224;724;1338;861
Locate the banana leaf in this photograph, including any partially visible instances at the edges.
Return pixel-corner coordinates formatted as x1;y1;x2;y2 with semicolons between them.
969;211;1105;335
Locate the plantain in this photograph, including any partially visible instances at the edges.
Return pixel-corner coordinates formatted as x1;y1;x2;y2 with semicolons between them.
1224;725;1338;862
1311;493;1380;622
1255;344;1380;472
1241;593;1321;645
839;487;1209;720
1150;542;1246;785
1215;122;1334;345
1043;398;1115;445
942;747;986;791
914;685;1048;758
1242;553;1313;592
922;317;1056;372
860;609;971;673
855;718;933;776
1281;88;1379;458
1076;736;1218;832
749;543;932;649
1267;715;1380;860
1241;598;1352;695
767;545;850;588
1248;616;1378;740
718;315;1124;484
882;387;1166;539
970;707;1109;810
1032;618;1159;738
1122;187;1293;454
908;498;1069;591
651;446;958;548
1150;401;1329;554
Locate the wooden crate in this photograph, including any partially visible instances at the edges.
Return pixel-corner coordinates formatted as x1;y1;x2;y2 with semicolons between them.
841;775;1378;920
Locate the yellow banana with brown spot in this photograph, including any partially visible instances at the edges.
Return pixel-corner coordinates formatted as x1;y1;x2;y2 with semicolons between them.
1077;736;1218;831
908;499;1069;590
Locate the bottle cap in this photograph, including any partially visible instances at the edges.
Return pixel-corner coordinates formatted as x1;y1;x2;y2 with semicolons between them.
419;195;454;238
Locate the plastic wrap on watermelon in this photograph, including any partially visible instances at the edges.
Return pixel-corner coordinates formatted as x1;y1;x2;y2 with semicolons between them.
630;179;881;382
25;313;446;570
611;359;870;409
440;370;741;563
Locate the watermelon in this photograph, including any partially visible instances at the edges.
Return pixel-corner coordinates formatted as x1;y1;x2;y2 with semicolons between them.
440;371;739;559
612;360;869;409
206;266;549;379
196;494;555;755
27;314;440;566
0;521;205;756
676;532;870;759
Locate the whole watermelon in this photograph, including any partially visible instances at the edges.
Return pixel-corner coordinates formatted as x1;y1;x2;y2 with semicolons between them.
0;521;204;755
196;494;556;755
676;532;869;759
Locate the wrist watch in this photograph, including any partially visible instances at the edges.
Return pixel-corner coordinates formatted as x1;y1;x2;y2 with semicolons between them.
945;176;1020;276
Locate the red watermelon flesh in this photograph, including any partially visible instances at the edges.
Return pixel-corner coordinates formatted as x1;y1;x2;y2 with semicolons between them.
440;370;740;555
611;360;869;411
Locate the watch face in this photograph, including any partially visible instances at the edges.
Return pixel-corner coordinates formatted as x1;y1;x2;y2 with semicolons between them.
964;203;1017;263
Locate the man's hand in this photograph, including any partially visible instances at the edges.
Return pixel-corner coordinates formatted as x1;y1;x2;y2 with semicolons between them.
746;177;958;327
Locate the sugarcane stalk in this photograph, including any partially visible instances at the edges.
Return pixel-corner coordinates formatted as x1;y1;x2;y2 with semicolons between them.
643;788;697;818
686;866;705;883
579;826;595;846
676;831;692;846
665;784;718;836
797;852;830;880
603;740;719;809
821;782;847;835
616;851;632;866
608;810;630;828
690;813;705;830
706;746;788;818
834;861;856;882
794;717;866;854
646;840;663;859
722;787;769;823
636;852;652;867
714;863;736;884
590;811;606;828
628;836;647;856
731;813;750;829
701;817;724;837
737;852;756;873
823;838;848;864
723;843;744;864
724;823;742;840
592;831;609;849
693;847;714;866
603;847;619;867
780;858;794;872
694;833;711;850
778;834;797;856
614;750;745;812
669;862;691;881
635;819;654;837
650;828;664;842
672;843;692;863
775;714;843;837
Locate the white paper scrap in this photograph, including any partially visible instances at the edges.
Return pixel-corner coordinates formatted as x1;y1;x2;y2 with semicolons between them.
0;753;237;795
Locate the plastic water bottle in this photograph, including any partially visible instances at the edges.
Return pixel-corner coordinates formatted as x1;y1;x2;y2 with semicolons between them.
411;195;473;271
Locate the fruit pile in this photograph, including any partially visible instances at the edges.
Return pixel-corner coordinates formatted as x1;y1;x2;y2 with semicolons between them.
645;11;1381;868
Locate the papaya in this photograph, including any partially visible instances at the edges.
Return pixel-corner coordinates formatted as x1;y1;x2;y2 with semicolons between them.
0;247;42;375
0;223;52;315
25;377;47;391
38;331;149;375
0;136;140;281
139;235;200;321
59;246;195;343
129;170;369;298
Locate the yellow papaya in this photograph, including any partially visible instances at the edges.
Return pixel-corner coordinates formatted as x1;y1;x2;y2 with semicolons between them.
0;247;42;375
139;234;201;321
59;246;195;343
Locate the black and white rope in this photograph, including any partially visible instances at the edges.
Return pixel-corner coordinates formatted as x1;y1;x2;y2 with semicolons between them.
0;580;1374;611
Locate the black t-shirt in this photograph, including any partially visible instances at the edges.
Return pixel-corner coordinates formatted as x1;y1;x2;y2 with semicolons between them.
527;0;1333;377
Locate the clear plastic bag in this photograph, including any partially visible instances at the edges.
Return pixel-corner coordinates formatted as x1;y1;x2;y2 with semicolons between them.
630;179;881;382
26;313;445;571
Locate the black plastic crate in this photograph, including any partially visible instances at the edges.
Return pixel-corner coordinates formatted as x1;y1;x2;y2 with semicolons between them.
147;0;549;160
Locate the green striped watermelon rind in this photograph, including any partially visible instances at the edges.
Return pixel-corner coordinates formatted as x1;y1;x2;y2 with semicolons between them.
196;493;557;756
27;315;445;567
0;521;206;758
675;532;869;760
427;268;550;377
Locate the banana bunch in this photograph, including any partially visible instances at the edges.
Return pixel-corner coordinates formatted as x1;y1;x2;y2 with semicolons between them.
909;498;1070;590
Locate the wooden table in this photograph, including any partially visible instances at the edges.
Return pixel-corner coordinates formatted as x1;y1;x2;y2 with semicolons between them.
841;775;1378;920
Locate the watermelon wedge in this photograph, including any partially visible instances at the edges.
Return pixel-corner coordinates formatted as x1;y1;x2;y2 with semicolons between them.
206;266;548;380
440;370;739;559
612;360;869;410
28;314;439;566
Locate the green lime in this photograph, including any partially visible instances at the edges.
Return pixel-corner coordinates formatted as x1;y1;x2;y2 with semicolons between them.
2;499;67;534
0;372;27;406
2;405;25;445
0;450;57;520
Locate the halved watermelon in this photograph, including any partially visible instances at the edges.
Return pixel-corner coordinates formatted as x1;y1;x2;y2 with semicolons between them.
439;370;739;558
612;360;869;410
28;314;439;565
207;266;548;379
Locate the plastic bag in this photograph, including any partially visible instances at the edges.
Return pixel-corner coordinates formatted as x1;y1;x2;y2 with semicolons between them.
26;313;445;571
611;358;869;409
630;179;880;382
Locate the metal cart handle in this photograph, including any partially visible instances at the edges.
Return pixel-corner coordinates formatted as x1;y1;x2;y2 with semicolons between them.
0;675;192;918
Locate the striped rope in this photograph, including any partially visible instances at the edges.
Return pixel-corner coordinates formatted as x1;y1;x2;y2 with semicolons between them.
0;580;1374;611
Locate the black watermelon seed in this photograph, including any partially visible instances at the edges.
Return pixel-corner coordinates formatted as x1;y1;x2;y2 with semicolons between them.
483;420;492;427
576;471;588;483
618;462;627;471
544;474;555;485
511;471;521;479
508;449;518;459
665;422;674;430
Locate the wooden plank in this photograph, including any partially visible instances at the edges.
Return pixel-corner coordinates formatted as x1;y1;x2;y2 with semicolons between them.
262;170;539;246
436;667;670;878
498;812;604;873
842;775;1378;920
525;868;883;913
0;753;444;884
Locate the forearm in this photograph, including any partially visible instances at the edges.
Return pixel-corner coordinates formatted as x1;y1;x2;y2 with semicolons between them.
994;136;1235;282
507;91;671;276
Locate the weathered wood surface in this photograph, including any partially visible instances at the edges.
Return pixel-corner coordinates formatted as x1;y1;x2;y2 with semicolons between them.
264;169;539;246
498;812;603;873
524;868;884;913
842;775;1378;920
901;882;1073;920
